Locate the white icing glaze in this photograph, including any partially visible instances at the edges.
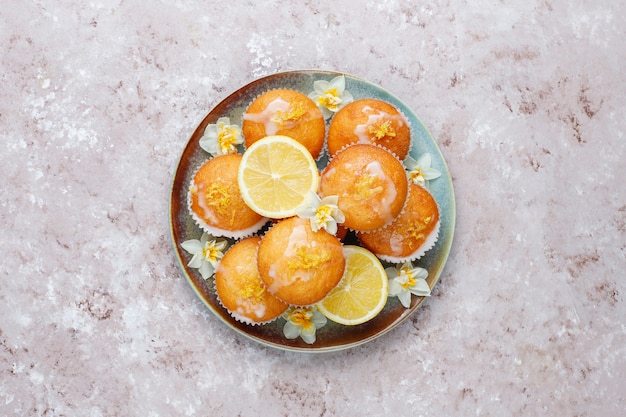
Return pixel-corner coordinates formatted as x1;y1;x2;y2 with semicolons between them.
389;230;404;255
353;105;406;143
363;161;398;222
285;224;307;257
196;183;219;223
236;299;267;319
243;98;297;135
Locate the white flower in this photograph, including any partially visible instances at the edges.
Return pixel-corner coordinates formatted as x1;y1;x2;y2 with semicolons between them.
294;191;345;235
308;75;354;119
282;306;327;344
199;117;243;156
386;262;431;308
404;153;441;188
180;233;228;279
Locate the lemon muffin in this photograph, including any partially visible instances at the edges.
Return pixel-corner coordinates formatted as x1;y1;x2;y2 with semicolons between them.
242;89;326;159
327;98;411;160
188;154;267;238
257;216;345;306
357;183;440;262
215;236;289;324
319;144;408;232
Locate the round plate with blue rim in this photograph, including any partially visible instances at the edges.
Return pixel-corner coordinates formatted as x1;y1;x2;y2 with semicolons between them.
169;70;455;352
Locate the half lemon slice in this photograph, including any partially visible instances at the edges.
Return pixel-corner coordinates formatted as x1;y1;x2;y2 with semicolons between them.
317;245;388;325
238;135;319;219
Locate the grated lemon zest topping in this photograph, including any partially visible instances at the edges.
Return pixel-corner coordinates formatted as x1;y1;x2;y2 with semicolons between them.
205;183;232;216
368;120;396;141
288;246;331;272
239;281;266;302
403;221;429;249
354;173;383;200
272;101;307;126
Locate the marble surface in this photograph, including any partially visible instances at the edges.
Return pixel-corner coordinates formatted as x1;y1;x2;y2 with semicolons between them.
1;1;624;415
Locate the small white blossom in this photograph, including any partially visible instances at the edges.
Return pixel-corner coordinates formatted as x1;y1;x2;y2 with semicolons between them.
308;75;354;119
386;262;431;308
405;153;441;188
294;191;345;235
199;117;243;156
180;233;228;279
282;306;327;344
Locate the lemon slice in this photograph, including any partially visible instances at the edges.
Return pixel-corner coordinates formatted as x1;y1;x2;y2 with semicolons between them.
317;245;388;325
238;135;320;219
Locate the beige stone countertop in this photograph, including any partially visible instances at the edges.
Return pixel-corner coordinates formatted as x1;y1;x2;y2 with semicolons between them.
1;1;624;416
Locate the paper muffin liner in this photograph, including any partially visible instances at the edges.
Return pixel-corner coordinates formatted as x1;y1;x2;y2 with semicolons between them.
240;87;326;161
187;172;269;240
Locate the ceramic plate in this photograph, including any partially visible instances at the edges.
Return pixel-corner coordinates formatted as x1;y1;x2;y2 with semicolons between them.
169;70;455;352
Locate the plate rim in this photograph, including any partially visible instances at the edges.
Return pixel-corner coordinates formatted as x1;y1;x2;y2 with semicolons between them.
168;69;456;352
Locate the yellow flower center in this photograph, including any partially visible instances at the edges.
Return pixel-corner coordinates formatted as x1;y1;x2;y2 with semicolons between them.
368;120;396;141
217;126;240;154
399;268;417;290
355;172;383;200
288;308;314;330
315;205;333;226
288;246;331;272
317;87;341;110
273;101;306;126
202;241;224;265
409;168;424;184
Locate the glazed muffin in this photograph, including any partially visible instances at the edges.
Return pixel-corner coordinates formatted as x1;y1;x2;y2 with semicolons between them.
242;89;326;159
319;144;409;232
327;98;411;160
357;183;440;262
188;154;267;238
215;236;289;324
257;216;345;306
